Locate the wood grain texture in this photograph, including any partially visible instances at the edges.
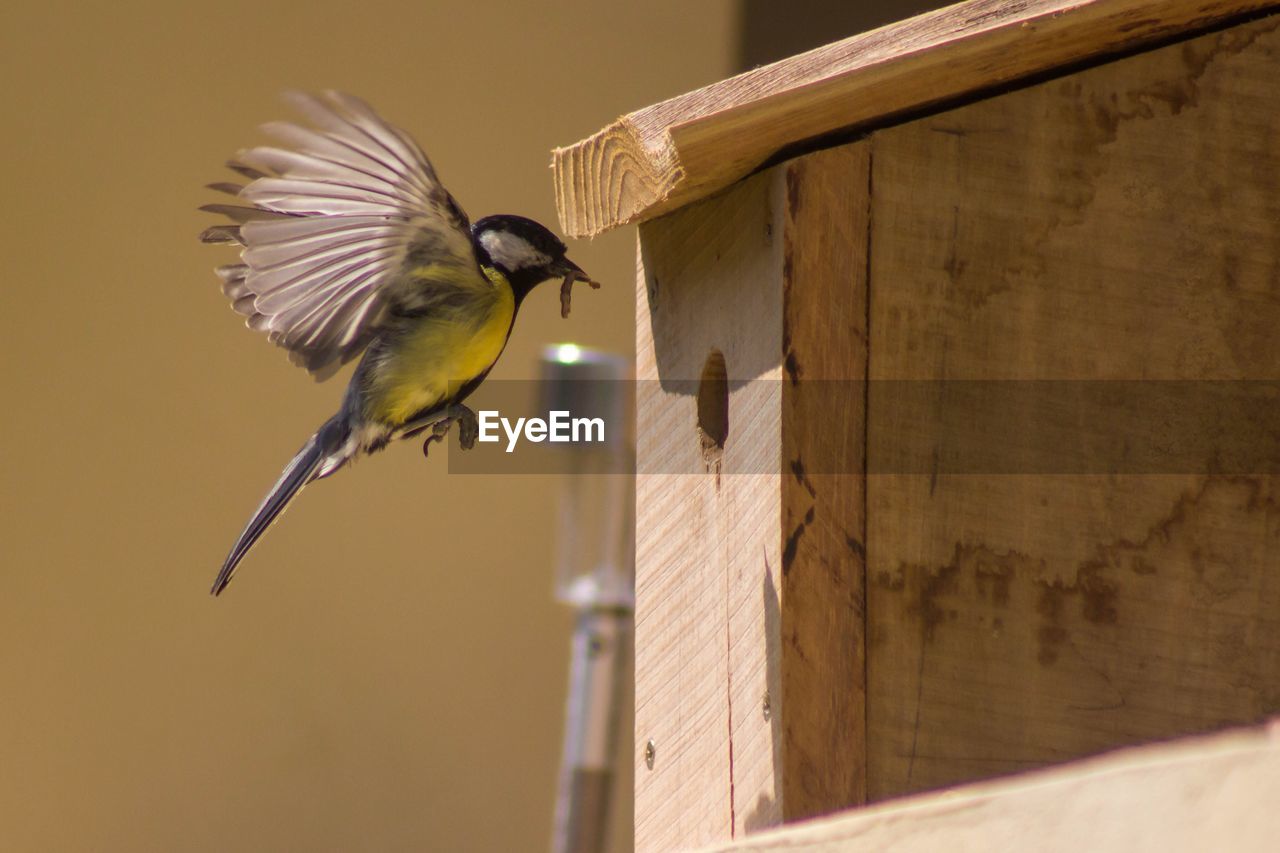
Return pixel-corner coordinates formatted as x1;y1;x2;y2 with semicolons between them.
778;146;870;822
633;15;1280;837
864;16;1280;800
635;146;872;849
552;0;1280;237
635;168;784;853
697;721;1280;852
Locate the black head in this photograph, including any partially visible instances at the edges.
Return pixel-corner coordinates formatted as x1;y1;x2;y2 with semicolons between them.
472;214;589;301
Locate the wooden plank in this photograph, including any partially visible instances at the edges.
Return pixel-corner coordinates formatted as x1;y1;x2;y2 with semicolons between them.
864;15;1280;800
635;145;871;849
635;167;784;852
778;146;869;822
697;721;1280;851
552;0;1280;237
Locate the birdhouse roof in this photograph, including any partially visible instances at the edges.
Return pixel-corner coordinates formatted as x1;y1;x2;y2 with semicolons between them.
551;0;1273;238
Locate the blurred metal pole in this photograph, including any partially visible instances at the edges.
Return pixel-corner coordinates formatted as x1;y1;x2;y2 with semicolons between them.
555;604;632;853
541;345;634;853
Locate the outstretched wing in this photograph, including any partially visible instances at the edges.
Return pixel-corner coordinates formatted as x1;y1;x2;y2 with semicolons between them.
200;91;479;379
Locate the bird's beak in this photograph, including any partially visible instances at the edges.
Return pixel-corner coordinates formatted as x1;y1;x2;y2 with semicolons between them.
552;257;595;283
554;257;601;318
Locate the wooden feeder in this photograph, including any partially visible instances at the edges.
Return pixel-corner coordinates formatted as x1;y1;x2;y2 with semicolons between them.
553;0;1280;849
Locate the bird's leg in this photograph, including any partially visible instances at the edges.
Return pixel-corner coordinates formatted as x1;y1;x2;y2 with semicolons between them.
420;404;479;458
421;418;451;459
450;403;479;450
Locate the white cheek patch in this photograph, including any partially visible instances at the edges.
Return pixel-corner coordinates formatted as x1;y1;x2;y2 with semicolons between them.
479;230;551;272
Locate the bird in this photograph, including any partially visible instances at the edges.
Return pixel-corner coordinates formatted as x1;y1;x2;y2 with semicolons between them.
200;91;598;596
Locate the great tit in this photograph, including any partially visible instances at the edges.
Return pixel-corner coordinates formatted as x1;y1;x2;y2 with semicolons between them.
201;91;596;596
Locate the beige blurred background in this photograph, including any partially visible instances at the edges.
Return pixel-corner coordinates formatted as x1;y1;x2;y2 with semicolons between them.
0;0;953;848
0;2;732;850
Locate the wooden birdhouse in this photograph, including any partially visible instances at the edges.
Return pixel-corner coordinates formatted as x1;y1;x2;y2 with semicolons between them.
553;0;1280;849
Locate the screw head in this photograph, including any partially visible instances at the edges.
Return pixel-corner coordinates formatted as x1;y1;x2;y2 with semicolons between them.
644;739;656;770
762;691;772;722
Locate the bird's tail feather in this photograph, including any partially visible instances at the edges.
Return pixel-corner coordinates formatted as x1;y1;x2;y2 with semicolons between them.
212;416;349;596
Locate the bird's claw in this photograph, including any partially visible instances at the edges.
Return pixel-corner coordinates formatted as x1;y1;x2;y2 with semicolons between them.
420;404;479;458
421;421;449;458
453;404;478;450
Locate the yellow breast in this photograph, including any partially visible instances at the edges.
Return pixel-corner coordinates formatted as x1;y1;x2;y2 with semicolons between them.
367;266;515;426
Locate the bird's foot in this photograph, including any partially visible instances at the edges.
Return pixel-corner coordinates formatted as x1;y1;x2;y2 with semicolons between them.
421;422;448;459
451;404;479;450
420;404;479;458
